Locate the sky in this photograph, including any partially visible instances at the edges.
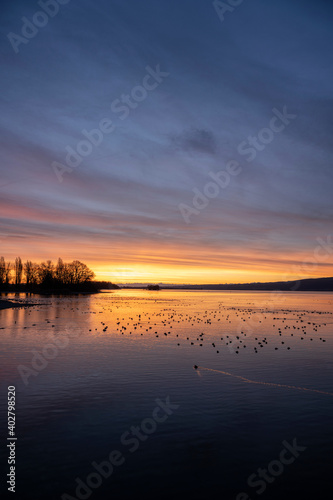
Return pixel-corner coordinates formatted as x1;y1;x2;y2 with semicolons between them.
0;0;333;284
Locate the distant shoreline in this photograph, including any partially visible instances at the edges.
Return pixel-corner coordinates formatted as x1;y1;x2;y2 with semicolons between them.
122;277;333;292
1;277;333;299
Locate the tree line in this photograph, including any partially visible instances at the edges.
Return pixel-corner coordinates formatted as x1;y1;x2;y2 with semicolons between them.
0;257;95;289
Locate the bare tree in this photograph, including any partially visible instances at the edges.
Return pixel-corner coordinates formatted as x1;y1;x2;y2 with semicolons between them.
2;257;95;289
38;260;54;285
68;260;95;285
55;258;64;282
0;256;5;284
30;263;40;285
14;257;23;285
4;262;12;284
24;261;33;285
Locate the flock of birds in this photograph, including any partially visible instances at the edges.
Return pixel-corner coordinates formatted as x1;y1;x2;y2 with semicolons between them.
3;296;331;359
81;298;331;356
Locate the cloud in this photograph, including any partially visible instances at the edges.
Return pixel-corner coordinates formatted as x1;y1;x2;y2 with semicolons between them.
0;0;333;282
170;128;217;155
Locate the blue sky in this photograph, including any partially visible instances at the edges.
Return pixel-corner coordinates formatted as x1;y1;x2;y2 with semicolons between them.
1;0;333;283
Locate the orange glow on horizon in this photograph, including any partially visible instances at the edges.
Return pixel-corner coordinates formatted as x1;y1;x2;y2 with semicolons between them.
93;264;332;285
1;238;332;285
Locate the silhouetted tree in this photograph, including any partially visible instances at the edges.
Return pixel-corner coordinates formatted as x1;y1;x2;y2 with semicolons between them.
30;263;40;286
24;261;33;286
147;284;160;290
68;260;95;285
38;260;55;286
0;257;5;284
55;258;65;282
1;257;96;291
4;262;12;284
14;257;23;285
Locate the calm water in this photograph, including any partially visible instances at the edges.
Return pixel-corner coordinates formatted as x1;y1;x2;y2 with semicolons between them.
1;290;333;500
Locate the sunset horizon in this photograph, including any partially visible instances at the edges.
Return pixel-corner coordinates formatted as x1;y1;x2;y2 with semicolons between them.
1;0;333;288
0;247;332;284
1;0;333;499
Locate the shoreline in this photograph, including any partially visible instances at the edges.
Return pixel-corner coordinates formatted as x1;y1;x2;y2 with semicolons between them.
0;299;38;311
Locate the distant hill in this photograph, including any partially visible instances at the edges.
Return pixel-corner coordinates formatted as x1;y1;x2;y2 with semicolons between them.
164;277;333;292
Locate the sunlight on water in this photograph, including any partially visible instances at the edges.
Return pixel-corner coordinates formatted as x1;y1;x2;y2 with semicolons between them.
0;290;333;499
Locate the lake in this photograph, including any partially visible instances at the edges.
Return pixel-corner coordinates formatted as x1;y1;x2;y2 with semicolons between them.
1;290;332;500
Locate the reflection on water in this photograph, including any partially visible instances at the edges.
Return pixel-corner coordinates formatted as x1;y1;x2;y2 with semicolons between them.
0;290;332;499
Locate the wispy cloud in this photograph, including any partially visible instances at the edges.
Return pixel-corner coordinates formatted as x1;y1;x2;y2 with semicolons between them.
1;0;333;282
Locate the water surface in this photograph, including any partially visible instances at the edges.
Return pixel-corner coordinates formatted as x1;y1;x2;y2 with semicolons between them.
1;290;332;499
